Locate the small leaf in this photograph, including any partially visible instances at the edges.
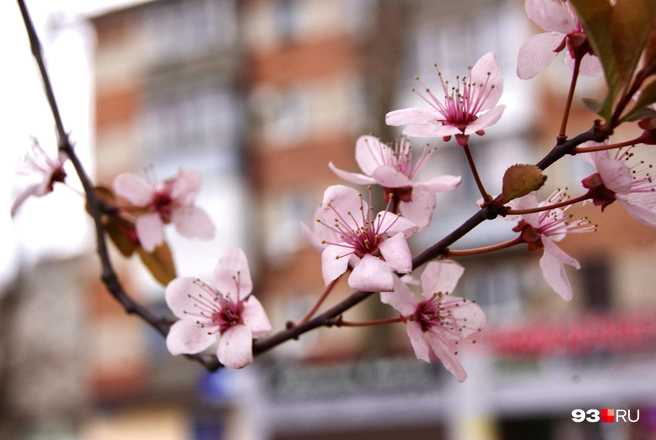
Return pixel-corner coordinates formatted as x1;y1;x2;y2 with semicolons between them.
105;217;137;257
497;164;548;206
137;241;177;286
582;97;603;113
622;80;656;122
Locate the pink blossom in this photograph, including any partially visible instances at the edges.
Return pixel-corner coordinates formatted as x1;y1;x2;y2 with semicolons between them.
113;168;215;252
517;0;603;79
381;260;485;382
386;52;505;146
11;140;68;217
165;248;272;369
328;135;461;230
581;145;656;226
301;185;418;292
513;190;595;301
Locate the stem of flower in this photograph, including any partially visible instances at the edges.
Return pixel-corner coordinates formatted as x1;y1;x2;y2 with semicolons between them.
505;191;592;215
296;278;340;326
445;236;523;257
462;143;491;203
334;316;405;327
559;54;581;140
572;134;648;154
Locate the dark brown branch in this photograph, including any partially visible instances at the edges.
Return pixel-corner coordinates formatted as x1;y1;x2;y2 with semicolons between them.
17;0;221;372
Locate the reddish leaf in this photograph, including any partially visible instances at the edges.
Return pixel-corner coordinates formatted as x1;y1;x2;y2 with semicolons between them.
137;241;177;286
497;164;548;206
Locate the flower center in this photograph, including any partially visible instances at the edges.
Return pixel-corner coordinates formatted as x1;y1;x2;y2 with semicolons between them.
152;191;173;221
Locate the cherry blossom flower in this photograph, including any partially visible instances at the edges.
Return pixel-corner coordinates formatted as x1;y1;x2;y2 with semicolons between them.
381;260;485;382
113;168;215;252
386;52;505;146
328;135;461;230
165;248;272;369
512;190;595;301
301;185;418;292
581;145;656;226
517;0;603;80
11;140;68;217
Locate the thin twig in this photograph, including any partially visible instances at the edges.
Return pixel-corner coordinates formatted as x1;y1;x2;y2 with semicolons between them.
17;0;221;372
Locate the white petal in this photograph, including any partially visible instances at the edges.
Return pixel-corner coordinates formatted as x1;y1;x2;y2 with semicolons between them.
372;165;412;188
380;274;419;316
242;296;273;339
377;211;418;238
321;245;350;286
420;260;464;297
348;254;394;292
172;206;216;239
355;135;389;175
10;184;41;217
596;155;631;195
166;320;215;355
170;168;202;205
464;105;505;134
165;277;212;319
620;195;656;227
413;175;461;193
386;108;438;126
427;332;467;382
399;190;436;231
525;0;576;34
440;296;486;338
320;185;365;228
407;322;431;363
136;213;165;252
540;239;580;301
471;52;503;111
516;192;540;228
328;161;376;185
565;53;604;77
378;233;412;274
517;33;564;79
403;123;462;138
113;173;153;206
217;325;254;369
214;248;253;301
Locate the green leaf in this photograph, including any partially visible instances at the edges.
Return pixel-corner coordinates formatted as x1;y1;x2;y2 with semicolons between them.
497;164;548;207
582;97;603;113
137;241;177;286
622;80;656;121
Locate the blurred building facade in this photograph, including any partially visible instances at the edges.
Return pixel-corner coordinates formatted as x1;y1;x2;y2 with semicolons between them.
5;0;656;439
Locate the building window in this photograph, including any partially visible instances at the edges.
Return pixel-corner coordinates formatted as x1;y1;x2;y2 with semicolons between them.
580;257;612;311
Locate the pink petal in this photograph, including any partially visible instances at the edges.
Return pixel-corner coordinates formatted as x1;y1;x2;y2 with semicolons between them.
214;248;253;301
525;0;576;34
380;275;418;316
242;296;273;338
10;184;41;217
407;322;431;363
113;173;153;206
517;32;565;79
596;155;631;195
413;175;461;193
471;52;503;111
165;277;209;319
403;123;462;138
619;195;656;227
166;320;215;355
516;192;540;228
321;245;350;286
427;331;467;382
440;296;486;338
420;260;465;298
348;254;394;292
320;185;364;224
355;135;388;176
399;189;436;231
464;105;505;134
377;212;418;238
328;162;376;185
136;212;165;252
540;239;580;301
172;206;215;240
565;53;604;77
385;108;438;127
170;168;202;205
372;165;412;188
217;325;254;369
301;220;326;251
378;233;413;274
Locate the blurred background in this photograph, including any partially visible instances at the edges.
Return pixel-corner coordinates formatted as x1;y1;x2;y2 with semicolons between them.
2;0;656;439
